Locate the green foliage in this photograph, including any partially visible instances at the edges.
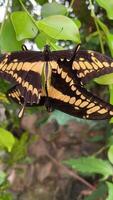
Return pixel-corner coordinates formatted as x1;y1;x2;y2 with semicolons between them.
108;145;113;164
96;0;113;20
0;128;15;152
11;11;37;41
84;183;107;200
0;18;22;51
106;182;113;200
8;132;29;165
64;156;113;179
41;2;67;17
37;15;80;43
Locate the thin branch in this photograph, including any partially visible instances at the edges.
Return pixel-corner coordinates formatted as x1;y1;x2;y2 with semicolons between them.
69;0;75;9
47;153;95;191
89;0;105;54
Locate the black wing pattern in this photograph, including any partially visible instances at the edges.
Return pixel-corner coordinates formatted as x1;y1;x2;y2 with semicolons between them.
0;46;113;119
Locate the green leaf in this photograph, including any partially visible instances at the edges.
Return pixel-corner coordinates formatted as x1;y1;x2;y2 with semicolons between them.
11;11;38;41
64;156;113;179
41;2;67;17
36;0;48;5
107;135;113;147
0;171;6;185
108;145;113;164
94;73;113;85
37;15;80;43
96;0;113;20
0;18;22;51
8;133;29;164
84;183;107;200
106;182;113;200
107;33;113;57
0;128;15;152
0;193;13;200
35;32;56;49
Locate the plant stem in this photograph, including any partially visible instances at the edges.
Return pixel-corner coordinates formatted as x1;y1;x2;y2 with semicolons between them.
70;0;75;9
0;0;10;36
89;0;105;54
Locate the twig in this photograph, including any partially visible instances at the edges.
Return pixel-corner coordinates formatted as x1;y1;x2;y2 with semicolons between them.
47;153;95;191
89;0;105;54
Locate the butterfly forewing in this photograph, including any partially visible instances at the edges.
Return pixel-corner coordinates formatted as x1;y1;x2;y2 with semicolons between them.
72;50;113;84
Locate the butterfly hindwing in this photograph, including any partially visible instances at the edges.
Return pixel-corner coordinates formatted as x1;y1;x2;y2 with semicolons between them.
48;71;113;120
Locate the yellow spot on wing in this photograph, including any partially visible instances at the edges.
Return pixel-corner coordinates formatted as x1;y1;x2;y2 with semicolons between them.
66;76;71;83
75;99;82;106
79;61;86;69
71;85;76;91
72;61;80;70
61;71;67;79
87;106;100;114
103;62;109;67
84;61;93;69
69;97;76;104
98;108;108;114
92;57;103;68
92;62;98;70
17;62;23;71
80;101;89;108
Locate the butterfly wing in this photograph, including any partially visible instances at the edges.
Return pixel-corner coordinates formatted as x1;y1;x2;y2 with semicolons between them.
0;51;47;105
47;70;113;120
72;50;113;84
51;49;113;84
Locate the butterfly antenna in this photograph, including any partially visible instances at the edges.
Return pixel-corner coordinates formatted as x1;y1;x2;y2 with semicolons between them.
71;43;81;61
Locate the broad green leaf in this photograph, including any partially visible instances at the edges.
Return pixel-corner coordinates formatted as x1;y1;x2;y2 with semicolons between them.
0;171;6;185
0;128;15;152
106;182;113;200
11;11;38;41
108;145;113;164
94;73;113;85
41;2;67;17
37;15;80;43
96;0;113;20
64;156;113;178
0;18;22;51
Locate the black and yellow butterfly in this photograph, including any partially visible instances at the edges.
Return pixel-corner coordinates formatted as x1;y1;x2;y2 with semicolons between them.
0;44;113;119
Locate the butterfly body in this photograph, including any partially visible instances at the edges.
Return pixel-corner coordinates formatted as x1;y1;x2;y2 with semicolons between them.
1;44;113;119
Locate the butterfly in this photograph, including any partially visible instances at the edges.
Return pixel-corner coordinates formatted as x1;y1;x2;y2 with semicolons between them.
0;44;113;119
